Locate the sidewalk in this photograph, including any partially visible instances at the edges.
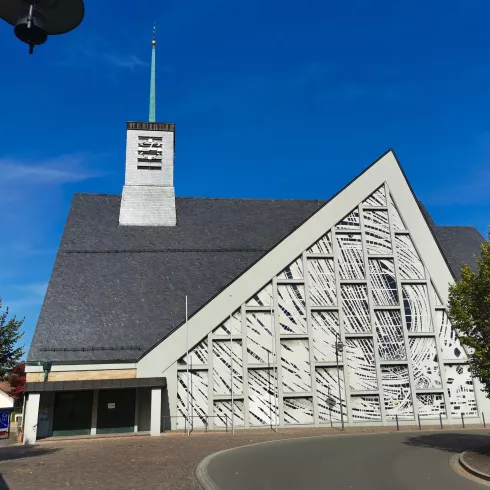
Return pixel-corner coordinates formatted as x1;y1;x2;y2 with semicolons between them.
460;444;490;482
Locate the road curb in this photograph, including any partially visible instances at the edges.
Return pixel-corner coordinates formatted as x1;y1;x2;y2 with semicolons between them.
459;450;490;482
195;449;224;490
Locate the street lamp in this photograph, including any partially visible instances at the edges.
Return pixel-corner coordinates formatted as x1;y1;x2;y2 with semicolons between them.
0;0;85;54
335;332;344;431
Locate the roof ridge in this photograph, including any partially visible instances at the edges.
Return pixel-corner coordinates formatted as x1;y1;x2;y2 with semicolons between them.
73;192;326;203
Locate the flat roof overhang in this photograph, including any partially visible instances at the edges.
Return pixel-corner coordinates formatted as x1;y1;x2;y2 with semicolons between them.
25;377;166;393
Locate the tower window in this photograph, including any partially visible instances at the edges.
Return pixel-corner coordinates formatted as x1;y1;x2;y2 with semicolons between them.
137;165;162;170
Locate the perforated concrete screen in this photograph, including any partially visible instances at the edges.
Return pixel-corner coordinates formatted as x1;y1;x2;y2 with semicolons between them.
175;185;478;428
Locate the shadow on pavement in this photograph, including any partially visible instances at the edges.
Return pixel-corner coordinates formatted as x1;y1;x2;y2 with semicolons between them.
0;445;59;463
403;432;490;453
0;474;8;490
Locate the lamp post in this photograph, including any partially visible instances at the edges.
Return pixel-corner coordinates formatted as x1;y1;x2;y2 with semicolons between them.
335;332;344;431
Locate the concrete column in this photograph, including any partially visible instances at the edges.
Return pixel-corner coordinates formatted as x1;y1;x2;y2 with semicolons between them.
359;204;388;425
134;389;139;433
303;251;320;427
23;393;40;445
241;303;250;429
150;388;162;436
163;363;178;430
207;332;214;430
90;390;99;435
332;230;353;426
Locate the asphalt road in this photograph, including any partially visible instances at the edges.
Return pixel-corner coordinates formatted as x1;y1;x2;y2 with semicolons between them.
201;430;490;490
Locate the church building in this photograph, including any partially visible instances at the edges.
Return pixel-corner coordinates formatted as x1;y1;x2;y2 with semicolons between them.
23;33;488;443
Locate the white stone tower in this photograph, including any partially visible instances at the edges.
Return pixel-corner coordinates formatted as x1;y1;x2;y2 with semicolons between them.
119;25;176;226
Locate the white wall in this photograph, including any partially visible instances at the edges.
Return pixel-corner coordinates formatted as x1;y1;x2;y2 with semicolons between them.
0;390;14;409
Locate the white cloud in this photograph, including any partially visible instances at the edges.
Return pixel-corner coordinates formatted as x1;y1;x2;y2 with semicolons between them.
0;154;100;185
59;35;148;72
21;282;49;297
104;53;148;70
1;282;49;312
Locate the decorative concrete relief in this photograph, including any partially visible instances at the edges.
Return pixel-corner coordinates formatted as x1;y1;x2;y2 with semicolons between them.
369;259;398;306
376;310;406;361
316;367;347;422
212;340;243;395
246;312;275;365
395;235;425;280
277;285;307;334
382;365;414;420
177;371;208;428
364;210;392;255
308;259;336;306
402;284;433;332
336;234;365;280
277;257;303;280
283;397;314;425
311;311;340;362
362;186;386;207
248;369;279;426
445;364;478;418
389;194;405;230
174;188;479;428
307;232;332;254
281;339;311;394
345;338;378;391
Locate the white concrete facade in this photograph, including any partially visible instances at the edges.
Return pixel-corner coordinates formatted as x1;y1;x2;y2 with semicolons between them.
24;393;40;445
0;389;14;408
25;150;488;440
135;150;489;430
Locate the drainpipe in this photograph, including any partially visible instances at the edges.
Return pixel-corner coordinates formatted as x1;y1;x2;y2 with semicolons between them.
42;362;52;382
27;361;52;382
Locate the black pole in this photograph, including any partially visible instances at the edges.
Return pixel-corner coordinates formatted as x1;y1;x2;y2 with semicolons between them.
439;412;443;429
483;412;486;428
328;387;332;428
461;413;465;429
396;414;399;431
336;333;344;432
205;416;208;433
418;414;421;430
225;414;228;433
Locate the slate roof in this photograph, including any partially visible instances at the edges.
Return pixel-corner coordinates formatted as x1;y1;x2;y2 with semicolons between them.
28;193;485;363
28;195;324;362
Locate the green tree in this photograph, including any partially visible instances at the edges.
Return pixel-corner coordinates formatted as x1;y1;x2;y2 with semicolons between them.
0;297;24;379
448;231;490;394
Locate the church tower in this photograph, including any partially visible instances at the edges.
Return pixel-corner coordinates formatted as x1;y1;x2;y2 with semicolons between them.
119;24;176;226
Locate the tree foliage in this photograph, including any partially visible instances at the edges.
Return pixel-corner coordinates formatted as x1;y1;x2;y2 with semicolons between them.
0;297;24;380
8;361;25;401
448;231;490;394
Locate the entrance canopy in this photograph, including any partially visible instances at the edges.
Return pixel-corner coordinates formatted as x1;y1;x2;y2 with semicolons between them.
25;377;166;393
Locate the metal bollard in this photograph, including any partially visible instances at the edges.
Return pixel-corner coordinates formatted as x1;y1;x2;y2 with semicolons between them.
225;414;228;433
396;415;399;431
418;414;421;430
205;416;208;433
461;413;465;429
483;412;486;428
439;412;443;429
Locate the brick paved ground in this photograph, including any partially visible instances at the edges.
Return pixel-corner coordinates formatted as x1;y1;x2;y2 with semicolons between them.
0;424;484;490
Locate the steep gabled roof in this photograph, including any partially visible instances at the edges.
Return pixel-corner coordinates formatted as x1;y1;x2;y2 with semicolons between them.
418;202;484;280
28;195;325;362
28;160;485;364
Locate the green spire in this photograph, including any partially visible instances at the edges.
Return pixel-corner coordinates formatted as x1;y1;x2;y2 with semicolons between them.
149;23;156;122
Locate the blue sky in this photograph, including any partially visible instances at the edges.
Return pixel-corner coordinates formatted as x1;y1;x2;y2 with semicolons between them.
1;0;489;355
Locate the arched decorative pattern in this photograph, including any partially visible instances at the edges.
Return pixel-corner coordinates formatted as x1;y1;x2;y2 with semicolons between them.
175;187;479;429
